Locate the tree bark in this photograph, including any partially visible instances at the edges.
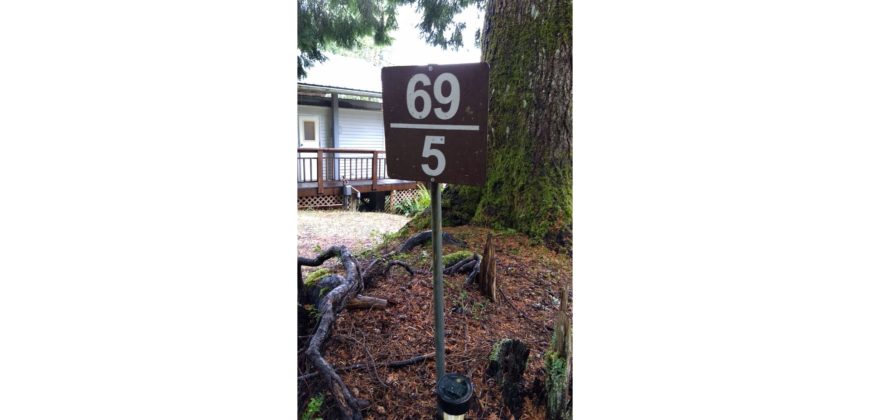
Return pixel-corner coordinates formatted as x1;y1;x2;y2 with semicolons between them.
443;0;573;251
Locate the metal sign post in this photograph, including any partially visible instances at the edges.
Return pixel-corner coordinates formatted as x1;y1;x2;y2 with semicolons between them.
431;181;444;378
381;62;489;386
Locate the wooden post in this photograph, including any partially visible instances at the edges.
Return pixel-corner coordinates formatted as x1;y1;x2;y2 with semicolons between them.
371;151;378;189
479;233;498;302
316;149;324;194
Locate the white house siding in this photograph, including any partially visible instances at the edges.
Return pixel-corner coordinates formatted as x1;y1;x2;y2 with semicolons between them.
336;108;385;180
336;108;384;149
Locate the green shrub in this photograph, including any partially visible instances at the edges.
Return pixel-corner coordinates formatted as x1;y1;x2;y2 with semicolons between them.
393;184;433;217
301;393;324;420
393;197;416;216
415;183;431;209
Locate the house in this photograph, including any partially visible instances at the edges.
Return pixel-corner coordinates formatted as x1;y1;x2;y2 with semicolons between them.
297;82;384;150
296;82;418;210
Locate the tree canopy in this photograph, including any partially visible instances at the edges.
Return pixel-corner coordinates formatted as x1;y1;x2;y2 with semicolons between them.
297;0;483;78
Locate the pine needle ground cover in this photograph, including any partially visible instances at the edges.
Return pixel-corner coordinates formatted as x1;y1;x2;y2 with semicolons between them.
298;222;572;419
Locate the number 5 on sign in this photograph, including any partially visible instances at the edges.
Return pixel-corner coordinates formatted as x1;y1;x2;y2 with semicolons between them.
421;136;445;176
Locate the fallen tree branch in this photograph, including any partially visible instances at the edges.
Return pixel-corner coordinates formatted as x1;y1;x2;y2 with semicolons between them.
299;245;366;420
465;263;481;287
297;352;435;381
445;254;480;275
385;260;415;277
361;257;382;283
346;295;389;310
362;257;415;285
397;230;466;253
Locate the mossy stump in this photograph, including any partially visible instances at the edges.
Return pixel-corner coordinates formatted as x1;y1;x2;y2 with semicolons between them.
486;338;529;419
545;287;572;420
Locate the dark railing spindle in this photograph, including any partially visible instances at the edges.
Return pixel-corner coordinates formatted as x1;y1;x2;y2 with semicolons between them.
316;150;324;193
371;151;378;189
298;148;401;193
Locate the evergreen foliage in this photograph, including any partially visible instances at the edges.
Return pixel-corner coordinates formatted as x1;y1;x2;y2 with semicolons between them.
297;0;483;78
412;0;484;49
297;0;398;78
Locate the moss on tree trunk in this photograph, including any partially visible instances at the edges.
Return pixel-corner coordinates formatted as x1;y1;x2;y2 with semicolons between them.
443;0;572;251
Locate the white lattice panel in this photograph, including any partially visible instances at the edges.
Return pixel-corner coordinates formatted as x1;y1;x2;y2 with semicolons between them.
298;195;342;209
388;188;420;211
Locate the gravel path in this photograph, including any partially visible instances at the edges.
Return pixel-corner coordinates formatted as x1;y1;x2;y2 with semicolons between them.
296;210;409;260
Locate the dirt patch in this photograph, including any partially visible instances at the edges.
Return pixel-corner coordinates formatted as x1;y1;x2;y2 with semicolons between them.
297;209;409;260
298;226;572;419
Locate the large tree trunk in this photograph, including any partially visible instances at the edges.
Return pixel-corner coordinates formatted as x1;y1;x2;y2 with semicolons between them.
443;0;572;250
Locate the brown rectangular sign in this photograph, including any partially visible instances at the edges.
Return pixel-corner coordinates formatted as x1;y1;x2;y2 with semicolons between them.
381;62;489;186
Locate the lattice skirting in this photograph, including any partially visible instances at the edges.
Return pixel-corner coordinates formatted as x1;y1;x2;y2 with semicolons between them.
298;194;343;209
387;187;420;211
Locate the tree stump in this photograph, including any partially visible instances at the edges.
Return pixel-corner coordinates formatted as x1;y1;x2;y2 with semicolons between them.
486;338;529;419
478;233;498;302
545;287;571;420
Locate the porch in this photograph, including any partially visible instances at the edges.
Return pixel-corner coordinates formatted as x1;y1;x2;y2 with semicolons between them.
297;148;419;209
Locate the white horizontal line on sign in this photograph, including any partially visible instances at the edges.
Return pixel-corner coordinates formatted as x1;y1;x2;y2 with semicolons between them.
390;123;480;131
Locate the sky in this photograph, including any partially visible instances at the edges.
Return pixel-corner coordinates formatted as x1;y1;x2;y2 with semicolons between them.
299;4;484;92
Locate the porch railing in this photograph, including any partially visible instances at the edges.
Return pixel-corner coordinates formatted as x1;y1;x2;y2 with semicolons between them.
297;148;388;194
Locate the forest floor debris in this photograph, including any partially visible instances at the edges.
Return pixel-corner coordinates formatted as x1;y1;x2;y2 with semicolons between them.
298;216;572;419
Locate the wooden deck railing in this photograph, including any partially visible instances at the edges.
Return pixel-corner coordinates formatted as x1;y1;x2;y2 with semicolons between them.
297;148;388;194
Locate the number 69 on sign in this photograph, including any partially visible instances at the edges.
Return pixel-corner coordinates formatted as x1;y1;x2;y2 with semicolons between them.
406;73;460;120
